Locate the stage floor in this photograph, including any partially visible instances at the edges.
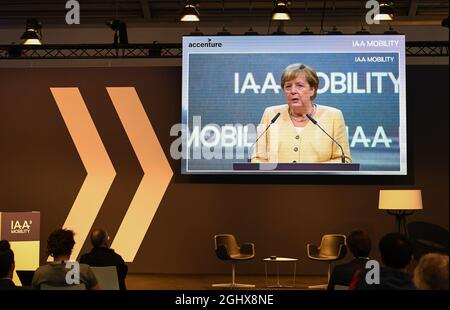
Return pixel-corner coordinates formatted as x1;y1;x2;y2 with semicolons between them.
125;274;328;290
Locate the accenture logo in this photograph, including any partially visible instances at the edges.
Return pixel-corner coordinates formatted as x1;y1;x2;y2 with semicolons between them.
188;38;223;48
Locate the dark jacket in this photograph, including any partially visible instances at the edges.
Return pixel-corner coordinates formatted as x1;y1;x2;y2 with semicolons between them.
355;266;416;290
80;247;128;290
0;278;18;290
328;257;369;290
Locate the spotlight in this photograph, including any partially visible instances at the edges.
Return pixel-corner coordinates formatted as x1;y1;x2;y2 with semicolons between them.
272;0;291;21
217;26;231;36
180;1;200;22
355;26;371;35
374;1;394;21
299;26;314;35
244;27;259;35
245;0;258;35
21;18;42;45
107;19;128;45
328;26;343;35
149;41;162;57
442;16;448;28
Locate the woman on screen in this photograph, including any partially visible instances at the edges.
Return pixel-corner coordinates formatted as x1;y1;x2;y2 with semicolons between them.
251;63;352;163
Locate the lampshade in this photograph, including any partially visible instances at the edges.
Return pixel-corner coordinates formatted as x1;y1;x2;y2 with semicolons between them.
272;0;291;21
21;18;42;45
374;3;394;21
180;3;200;22
378;190;423;210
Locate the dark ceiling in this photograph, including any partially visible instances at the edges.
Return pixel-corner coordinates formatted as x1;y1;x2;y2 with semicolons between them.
0;0;448;26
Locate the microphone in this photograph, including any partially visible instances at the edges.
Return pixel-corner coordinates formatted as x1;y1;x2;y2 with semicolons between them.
247;112;281;162
306;114;347;163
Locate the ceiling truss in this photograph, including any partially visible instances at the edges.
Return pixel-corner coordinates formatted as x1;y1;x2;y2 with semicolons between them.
0;41;448;59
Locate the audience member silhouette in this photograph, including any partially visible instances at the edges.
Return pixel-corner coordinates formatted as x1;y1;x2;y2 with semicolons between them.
413;253;449;290
328;230;371;290
0;240;18;290
32;228;99;290
80;228;128;290
354;232;415;290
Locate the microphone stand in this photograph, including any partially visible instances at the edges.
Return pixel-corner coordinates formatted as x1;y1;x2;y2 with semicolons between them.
247;113;281;163
306;114;346;163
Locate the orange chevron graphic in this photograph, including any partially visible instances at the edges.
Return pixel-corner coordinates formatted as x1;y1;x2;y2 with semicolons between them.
107;87;173;262
51;88;116;260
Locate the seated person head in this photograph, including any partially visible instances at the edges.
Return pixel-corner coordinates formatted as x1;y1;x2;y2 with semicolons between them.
47;228;75;259
0;240;11;251
347;230;371;258
379;233;413;269
413;253;449;290
90;228;110;248
0;240;15;279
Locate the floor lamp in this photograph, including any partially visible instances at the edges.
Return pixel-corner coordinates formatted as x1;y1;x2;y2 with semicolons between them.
378;190;423;236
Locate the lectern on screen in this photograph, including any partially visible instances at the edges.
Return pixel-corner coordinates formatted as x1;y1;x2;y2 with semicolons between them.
181;35;406;175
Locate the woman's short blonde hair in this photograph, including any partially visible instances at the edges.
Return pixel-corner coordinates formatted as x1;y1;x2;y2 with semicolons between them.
413;253;449;290
281;63;319;100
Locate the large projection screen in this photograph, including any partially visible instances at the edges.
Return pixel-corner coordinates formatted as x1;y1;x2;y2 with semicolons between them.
182;35;407;175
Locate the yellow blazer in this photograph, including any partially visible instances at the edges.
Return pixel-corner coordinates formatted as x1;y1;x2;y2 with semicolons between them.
251;104;352;163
